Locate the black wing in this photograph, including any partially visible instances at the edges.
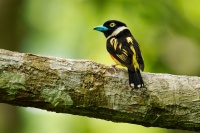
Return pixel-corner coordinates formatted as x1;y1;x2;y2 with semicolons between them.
106;36;144;71
131;37;144;71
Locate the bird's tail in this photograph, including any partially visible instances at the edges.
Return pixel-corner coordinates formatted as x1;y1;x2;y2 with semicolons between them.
128;69;144;88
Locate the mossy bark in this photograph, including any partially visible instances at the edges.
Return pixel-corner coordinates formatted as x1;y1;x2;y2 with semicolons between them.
0;49;200;132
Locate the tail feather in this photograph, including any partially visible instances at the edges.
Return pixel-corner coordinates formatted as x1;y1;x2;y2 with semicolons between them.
128;69;144;88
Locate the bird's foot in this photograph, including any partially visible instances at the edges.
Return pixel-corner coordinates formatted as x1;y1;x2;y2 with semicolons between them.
111;64;118;68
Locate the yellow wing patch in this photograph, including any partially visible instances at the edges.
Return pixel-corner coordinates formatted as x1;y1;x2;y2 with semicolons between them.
122;49;128;56
116;54;127;62
110;38;118;51
127;37;140;70
118;43;122;50
126;37;133;44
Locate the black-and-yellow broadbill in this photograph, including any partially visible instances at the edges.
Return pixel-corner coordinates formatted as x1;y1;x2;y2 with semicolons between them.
94;20;145;88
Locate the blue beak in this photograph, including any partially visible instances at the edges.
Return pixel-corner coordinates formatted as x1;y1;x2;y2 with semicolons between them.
94;25;109;32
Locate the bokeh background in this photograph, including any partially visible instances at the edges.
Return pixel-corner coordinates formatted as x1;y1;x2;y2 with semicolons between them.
0;0;199;133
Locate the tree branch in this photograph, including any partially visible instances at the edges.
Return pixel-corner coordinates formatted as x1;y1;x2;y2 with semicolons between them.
0;49;200;132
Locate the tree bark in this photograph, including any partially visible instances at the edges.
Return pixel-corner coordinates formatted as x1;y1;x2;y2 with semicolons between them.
0;49;199;132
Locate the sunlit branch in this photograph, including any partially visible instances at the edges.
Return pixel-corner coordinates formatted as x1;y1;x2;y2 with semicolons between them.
0;49;199;132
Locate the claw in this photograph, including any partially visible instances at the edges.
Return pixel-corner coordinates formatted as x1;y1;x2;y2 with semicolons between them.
111;64;118;67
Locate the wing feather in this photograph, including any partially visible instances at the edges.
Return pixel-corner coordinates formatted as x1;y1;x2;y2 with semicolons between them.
107;36;144;71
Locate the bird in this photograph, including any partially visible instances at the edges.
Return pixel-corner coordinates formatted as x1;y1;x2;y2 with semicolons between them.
94;20;145;88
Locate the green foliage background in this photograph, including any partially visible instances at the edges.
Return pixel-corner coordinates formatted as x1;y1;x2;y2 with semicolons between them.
0;0;199;133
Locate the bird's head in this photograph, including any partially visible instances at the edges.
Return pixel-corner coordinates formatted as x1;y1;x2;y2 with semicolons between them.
94;20;127;38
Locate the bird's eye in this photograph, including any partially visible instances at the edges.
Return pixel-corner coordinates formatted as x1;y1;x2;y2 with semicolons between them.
110;23;116;27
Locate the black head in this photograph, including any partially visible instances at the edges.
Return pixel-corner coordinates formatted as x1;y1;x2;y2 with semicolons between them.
94;20;127;38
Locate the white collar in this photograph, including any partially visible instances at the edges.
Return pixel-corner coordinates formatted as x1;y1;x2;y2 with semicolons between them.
107;26;128;39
